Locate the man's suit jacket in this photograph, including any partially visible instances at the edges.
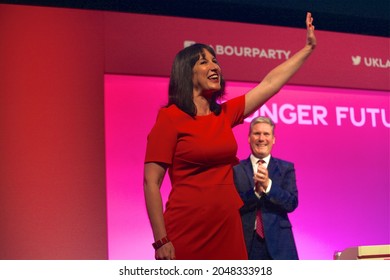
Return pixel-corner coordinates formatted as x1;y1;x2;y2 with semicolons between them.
233;156;299;260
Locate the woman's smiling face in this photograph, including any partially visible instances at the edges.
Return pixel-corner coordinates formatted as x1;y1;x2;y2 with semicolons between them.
192;49;221;96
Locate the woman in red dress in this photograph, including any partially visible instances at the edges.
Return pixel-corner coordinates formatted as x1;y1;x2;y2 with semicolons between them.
144;12;316;260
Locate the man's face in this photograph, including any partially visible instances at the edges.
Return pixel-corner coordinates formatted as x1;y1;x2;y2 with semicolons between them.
248;122;275;158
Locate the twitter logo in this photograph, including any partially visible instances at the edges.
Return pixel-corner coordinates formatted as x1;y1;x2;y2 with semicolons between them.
352;56;361;66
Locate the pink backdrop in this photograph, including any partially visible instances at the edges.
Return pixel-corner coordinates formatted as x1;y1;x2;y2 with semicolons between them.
105;74;390;260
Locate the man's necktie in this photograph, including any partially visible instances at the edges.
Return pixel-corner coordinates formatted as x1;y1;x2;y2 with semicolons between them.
256;209;264;238
256;159;265;238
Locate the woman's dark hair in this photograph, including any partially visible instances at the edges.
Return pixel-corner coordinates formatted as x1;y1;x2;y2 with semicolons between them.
167;43;226;117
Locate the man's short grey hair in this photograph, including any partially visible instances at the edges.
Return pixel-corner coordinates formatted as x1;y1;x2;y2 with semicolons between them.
249;116;275;135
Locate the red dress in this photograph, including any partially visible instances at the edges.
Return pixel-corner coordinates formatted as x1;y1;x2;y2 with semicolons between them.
145;95;248;260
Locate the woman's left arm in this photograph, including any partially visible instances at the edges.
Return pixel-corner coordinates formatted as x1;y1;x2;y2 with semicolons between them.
244;12;317;117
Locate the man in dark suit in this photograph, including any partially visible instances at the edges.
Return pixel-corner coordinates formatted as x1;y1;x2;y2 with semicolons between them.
233;116;299;260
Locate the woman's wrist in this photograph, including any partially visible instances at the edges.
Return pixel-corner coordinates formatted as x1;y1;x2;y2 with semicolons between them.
152;236;170;250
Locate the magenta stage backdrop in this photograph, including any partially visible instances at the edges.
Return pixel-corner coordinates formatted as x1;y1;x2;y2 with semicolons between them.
105;74;389;260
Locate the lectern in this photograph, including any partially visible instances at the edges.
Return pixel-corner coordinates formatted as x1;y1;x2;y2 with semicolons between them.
334;244;390;260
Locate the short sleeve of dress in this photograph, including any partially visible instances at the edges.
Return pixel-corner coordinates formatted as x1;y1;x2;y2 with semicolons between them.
222;94;245;127
144;108;177;164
